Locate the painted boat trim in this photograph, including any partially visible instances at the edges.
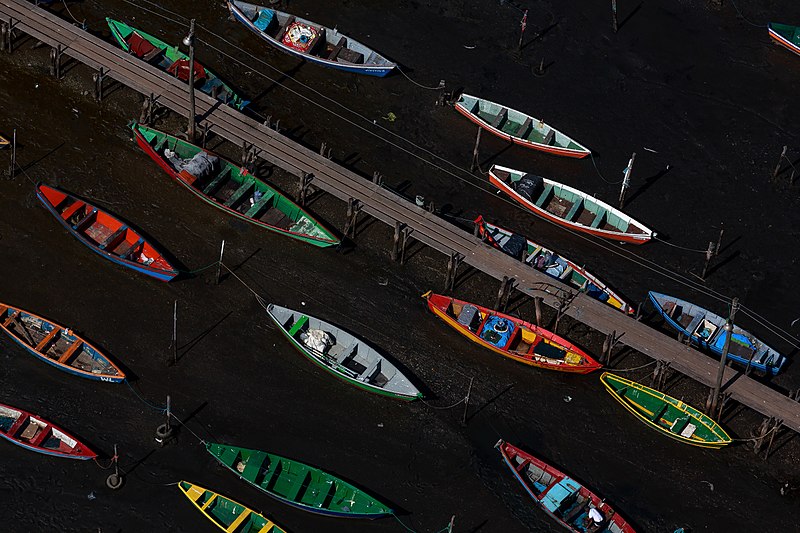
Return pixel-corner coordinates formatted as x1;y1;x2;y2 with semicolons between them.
489;165;654;244
454;94;590;158
600;372;731;448
131;124;340;247
36;185;178;282
227;2;395;77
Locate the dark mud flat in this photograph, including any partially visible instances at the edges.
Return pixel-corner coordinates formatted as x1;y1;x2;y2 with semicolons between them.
1;0;800;532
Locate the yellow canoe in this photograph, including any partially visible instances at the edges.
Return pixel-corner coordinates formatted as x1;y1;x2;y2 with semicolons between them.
0;134;8;147
178;480;286;533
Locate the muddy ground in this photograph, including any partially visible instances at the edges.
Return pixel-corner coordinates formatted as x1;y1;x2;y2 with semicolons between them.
1;0;799;531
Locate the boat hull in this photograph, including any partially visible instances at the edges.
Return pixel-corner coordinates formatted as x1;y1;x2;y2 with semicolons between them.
36;185;178;281
228;2;395;77
424;292;600;374
769;23;800;57
178;481;287;532
0;402;96;459
600;372;731;448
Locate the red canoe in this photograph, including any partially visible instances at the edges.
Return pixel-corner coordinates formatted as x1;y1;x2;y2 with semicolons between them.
423;292;600;374
0;402;96;460
496;440;636;533
36;184;178;281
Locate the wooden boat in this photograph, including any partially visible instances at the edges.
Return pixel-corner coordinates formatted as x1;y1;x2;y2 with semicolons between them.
0;303;125;382
769;23;800;57
600;373;731;448
227;1;396;77
131;123;339;248
106;18;249;110
648;291;786;375
454;94;590;158
266;304;422;400
489;164;654;245
178;480;287;533
495;440;635;533
0;134;8;147
475;215;634;314
423;292;600;374
36;184;178;282
0;402;96;459
207;442;393;518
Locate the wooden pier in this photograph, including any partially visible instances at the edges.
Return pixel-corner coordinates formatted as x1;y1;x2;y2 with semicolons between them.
2;0;798;436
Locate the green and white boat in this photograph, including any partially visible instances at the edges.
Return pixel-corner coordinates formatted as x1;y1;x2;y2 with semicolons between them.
132;123;339;247
266;303;422;400
206;443;393;518
107;18;249;110
178;480;286;532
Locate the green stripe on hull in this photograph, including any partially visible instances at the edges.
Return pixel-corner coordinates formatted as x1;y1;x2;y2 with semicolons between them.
205;443;392;517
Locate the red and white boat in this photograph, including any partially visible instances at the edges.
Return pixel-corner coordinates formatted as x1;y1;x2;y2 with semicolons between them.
0;402;96;460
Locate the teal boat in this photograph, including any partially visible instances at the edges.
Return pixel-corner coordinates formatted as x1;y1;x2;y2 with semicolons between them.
769;23;800;57
206;442;393;518
131;122;340;247
106;18;249;110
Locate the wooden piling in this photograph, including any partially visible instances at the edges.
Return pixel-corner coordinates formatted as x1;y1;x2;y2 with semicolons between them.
391;221;401;261
619;152;635;208
700;241;716;280
50;44;62;78
462;376;474;425
92;67;105;101
773;145;787;179
715;223;724;257
470;126;482;172
445;252;461;292
215;240;225;285
534;296;543;326
400;227;412;264
612;0;618;33
172;300;178;365
501;279;514;312
710;297;739;418
494;276;510;310
7;128;15;179
517;9;528;51
343;198;360;239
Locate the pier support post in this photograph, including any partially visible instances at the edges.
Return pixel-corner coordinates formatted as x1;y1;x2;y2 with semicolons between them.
343;198;361;240
6;129;16;179
1;18;15;53
444;252;462;292
473;219;482;239
709;297;739;418
92;67;106;102
612;0;618;33
372;171;383;186
215;240;225;285
399;227;412;264
470;126;482;173
534;296;543;326
297;172;313;206
50;45;63;79
493;276;511;311
619;152;635;208
517;9;528;51
700;241;716;280
652;360;670;390
391;221;402;262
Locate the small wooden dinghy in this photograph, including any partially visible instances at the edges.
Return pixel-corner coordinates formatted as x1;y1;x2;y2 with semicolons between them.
132;123;339;248
266;304;422;400
476;216;634;314
227;1;396;77
106;18;249;110
207;442;393;518
495;440;635;533
769;23;800;57
649;291;786;374
454;94;590;158
0;303;125;382
423;292;600;373
37;184;178;282
600;373;731;448
489;164;654;245
0;402;96;459
178;481;287;533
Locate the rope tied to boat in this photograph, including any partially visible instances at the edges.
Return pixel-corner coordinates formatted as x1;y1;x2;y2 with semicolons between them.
394;65;446;91
607;360;657;373
420;396;466;410
93;454;118;470
124;379;168;413
179;260;220;275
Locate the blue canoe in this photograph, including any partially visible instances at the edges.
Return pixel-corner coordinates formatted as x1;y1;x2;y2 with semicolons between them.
649;291;786;375
227;1;396;77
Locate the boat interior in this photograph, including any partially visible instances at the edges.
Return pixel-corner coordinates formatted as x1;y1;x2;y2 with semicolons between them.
446;300;575;363
615;381;702;440
0;305;119;377
0;407;77;453
278;309;392;387
42;187;168;268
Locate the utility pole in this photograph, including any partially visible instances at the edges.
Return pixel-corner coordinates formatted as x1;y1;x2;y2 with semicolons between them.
183;19;197;141
711;297;739;419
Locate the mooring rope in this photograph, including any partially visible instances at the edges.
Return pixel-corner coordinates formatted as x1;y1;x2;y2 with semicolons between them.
394;65;445;91
728;0;768;28
608;360;657;373
420;396;466;410
124;379;167;413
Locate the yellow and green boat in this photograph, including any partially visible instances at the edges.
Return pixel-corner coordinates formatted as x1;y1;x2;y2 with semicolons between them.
600;372;731;448
206;442;393;518
178;480;286;532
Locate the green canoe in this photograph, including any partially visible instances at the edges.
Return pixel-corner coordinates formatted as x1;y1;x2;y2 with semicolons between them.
178;480;286;532
131;122;339;247
600;372;731;448
107;18;249;110
206;442;393;518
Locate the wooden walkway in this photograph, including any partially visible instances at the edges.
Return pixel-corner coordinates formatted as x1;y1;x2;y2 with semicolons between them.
2;0;799;434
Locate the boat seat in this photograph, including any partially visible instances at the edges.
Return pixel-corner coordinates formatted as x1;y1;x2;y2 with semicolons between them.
589;211;605;228
565;199;583;221
329;36;347;61
534;185;553;208
543;129;556;145
223;181;253;208
153;137;167;152
649;403;668;422
516;117;532;137
252;9;275;31
558;266;574;280
121;238;144;260
99;225;128;251
287;315;309;337
203;167;231;195
35;327;60;352
20;420;41;441
241;452;267;483
58;340;83;364
219;446;239;467
226;509;252;532
244;190;275;218
359;359;381;382
491;109;508;129
3;310;20;327
72;208;97;232
685;315;704;337
337;47;364;64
